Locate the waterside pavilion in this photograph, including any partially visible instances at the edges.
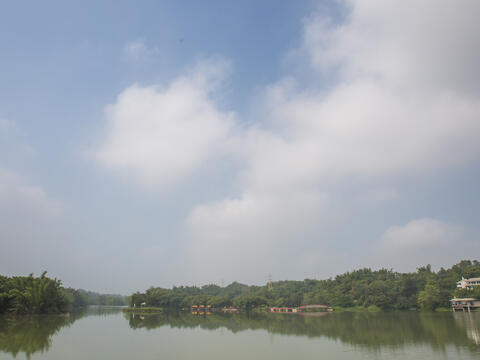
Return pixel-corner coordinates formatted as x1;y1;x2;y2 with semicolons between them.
450;298;480;312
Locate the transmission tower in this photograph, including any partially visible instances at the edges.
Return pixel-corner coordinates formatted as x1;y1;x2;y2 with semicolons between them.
267;274;273;291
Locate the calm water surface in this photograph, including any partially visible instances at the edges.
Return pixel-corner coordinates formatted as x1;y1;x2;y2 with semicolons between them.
1;307;479;359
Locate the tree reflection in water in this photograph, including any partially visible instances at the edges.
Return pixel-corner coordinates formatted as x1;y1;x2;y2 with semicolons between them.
0;306;123;358
453;312;480;345
0;314;75;358
0;308;478;358
127;311;480;352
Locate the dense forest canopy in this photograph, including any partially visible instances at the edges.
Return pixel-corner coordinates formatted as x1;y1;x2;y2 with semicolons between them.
0;272;67;314
130;260;480;311
0;272;126;314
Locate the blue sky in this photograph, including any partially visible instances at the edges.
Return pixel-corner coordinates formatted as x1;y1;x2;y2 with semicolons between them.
1;1;479;294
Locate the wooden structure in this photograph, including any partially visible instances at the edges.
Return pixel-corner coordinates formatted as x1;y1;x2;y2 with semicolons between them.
450;298;480;312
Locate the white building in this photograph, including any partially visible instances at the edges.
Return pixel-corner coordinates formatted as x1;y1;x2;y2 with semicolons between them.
457;277;480;289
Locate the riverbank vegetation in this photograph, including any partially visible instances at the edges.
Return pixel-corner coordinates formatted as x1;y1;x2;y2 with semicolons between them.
0;272;67;314
0;272;126;314
129;260;480;311
2;260;478;314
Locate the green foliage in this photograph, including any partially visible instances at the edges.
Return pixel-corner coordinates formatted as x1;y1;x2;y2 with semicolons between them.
418;283;441;310
0;273;126;314
130;260;480;311
455;286;480;299
233;295;268;309
61;288;89;309
366;305;381;312
0;272;67;314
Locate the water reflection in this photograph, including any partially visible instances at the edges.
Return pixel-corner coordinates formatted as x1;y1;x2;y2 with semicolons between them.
1;308;479;359
126;311;480;352
0;315;74;358
453;312;480;345
0;306;123;359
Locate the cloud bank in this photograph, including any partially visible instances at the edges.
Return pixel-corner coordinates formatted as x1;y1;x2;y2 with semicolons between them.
94;0;480;285
380;218;462;251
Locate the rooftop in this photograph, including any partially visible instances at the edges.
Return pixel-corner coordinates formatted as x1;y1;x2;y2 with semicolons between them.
458;277;480;282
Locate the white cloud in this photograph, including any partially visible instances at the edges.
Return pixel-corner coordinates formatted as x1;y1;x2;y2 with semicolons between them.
372;218;477;272
255;0;480;184
379;218;462;251
305;0;480;93
181;1;480;281
185;188;332;283
256;80;480;182
95;58;235;188
92;1;480;284
103;1;480;190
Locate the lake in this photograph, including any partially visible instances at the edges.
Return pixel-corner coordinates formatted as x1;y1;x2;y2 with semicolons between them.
0;307;479;359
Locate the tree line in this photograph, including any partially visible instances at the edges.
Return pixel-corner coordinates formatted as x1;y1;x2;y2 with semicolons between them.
62;288;126;308
129;260;480;311
0;272;126;314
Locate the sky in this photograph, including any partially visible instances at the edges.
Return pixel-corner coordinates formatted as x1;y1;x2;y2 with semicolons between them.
1;0;479;294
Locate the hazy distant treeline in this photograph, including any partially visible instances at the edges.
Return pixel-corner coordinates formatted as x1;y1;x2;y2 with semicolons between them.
130;260;480;311
62;288;126;308
0;272;126;314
